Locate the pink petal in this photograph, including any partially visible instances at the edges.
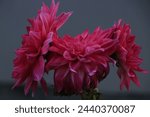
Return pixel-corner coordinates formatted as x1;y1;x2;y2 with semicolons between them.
40;78;49;96
41;32;53;55
128;70;140;87
120;74;130;91
63;51;75;60
84;63;98;76
90;77;98;89
41;23;47;38
49;0;60;18
54;66;69;93
50;3;60;21
28;18;34;27
12;77;26;89
130;76;140;87
46;53;67;71
24;77;33;95
76;29;89;39
63;74;75;94
40;13;50;32
69;61;81;73
54;12;72;30
49;46;64;54
33;56;45;81
85;45;104;55
31;81;38;97
41;3;50;13
83;75;90;89
71;72;83;92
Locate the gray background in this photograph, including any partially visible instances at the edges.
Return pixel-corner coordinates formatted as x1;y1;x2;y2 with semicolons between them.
0;0;149;99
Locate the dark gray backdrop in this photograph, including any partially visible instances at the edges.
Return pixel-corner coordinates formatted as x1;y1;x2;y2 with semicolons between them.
0;0;149;99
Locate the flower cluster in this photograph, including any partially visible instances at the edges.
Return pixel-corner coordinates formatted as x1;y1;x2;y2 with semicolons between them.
12;0;147;96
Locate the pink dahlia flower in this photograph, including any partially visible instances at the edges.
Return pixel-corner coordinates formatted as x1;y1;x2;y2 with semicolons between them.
12;0;72;96
46;28;117;94
109;20;147;90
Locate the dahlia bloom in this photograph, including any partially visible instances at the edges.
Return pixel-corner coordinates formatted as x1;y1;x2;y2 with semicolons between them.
46;28;117;94
108;20;147;90
12;0;72;95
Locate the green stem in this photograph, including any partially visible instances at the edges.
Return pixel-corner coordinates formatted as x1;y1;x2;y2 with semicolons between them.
80;88;101;100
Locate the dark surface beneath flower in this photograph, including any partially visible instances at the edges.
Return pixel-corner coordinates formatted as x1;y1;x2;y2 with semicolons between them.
0;83;150;100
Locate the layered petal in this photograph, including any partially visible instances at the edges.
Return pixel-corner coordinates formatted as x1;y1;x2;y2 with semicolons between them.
46;28;117;94
12;0;72;95
108;20;147;90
